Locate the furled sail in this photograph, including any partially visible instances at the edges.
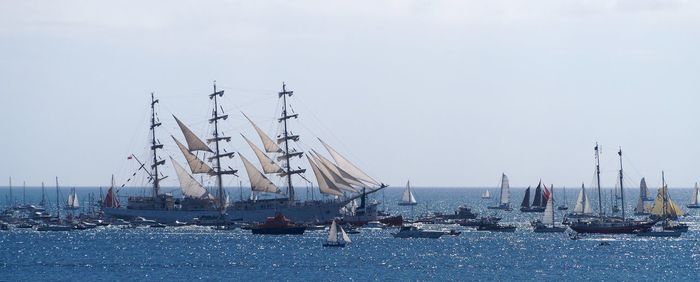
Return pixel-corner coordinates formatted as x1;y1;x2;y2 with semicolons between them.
327;220;338;242
318;138;381;187
242;112;283;153
573;183;593;215
542;197;554;226
170;157;214;199
500;174;510;205
310;152;357;192
173;115;213;152
650;185;684;218
312;149;365;188
172;136;215;175
239;153;281;194
401;180;417;204
307;155;343;196
241;134;284;174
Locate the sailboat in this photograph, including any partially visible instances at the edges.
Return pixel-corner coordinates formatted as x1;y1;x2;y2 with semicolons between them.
481;190;491;199
557;186;569;210
488;174;511;210
686;182;700;209
568;145;655;234
650;176;684;220
520;181;548;212
398;181;417;206
36;177;73;231
567;183;594;218
323;220;350;247
533;197;566;232
66;188;80;211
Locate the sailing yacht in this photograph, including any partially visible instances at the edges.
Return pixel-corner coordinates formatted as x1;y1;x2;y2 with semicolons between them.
481;190;491;199
66;188;80;211
639;177;652;201
686;182;700;209
487;174;511;210
557;186;569;210
649;177;684;220
398;181;417;206
568;145;655;234
520;181;548;212
323;220;351;247
533;197;566;232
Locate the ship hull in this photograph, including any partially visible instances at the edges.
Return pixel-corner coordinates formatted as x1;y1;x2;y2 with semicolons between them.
251;227;306;235
102;208;220;223
569;221;655;234
228;199;347;224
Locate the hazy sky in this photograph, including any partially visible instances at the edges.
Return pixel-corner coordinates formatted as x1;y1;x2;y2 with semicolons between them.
1;0;699;189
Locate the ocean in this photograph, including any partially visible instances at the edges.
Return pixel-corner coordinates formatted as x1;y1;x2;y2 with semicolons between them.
1;187;699;281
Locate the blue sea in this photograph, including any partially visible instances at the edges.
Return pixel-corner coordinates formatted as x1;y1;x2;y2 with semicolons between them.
1;187;699;281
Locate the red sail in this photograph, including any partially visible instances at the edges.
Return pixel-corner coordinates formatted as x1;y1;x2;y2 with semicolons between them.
103;187;120;208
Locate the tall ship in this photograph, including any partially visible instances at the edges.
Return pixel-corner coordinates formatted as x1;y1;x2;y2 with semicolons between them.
568;145;655;234
229;83;387;223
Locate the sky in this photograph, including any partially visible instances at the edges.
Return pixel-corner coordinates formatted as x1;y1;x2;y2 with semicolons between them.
0;0;699;189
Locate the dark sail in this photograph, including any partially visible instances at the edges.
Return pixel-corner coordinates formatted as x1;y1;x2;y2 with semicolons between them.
521;187;531;208
532;182;543;207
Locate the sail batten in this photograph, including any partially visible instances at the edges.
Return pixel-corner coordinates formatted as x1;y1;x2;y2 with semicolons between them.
173;115;213;153
239;153;281;194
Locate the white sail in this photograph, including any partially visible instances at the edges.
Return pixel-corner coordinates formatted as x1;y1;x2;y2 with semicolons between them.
327;220;338;242
483;190;491;198
310;152;357;192
307;155;343;196
542;196;554;226
401;181;417;204
242;112;283;153
173;115;213;152
340;226;351;243
170;157;213;199
692;182;700;205
67;192;79;208
241;134;283;174
500;173;510;205
573;184;593;215
172;136;214;175
239;154;281;194
312;149;365;188
318;138;381;187
635;197;647;213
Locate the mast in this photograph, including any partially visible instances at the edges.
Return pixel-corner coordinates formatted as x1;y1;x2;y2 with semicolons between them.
55;177;60;221
595;143;603;218
8;177;12;207
22;181;26;205
662;171;667;219
618;148;625;220
40;182;46;207
208;82;237;214
278;83;305;203
150;93;165;197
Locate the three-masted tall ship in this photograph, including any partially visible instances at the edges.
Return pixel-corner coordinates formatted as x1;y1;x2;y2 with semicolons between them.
568;144;655;234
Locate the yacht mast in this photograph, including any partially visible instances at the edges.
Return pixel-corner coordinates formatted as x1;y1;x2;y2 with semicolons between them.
150;93;165;197
595;143;603;218
278;83;306;203
208;82;237;214
618;148;625;220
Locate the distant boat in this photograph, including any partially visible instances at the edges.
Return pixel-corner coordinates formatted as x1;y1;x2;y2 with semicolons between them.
488;174;511;210
687;182;700;209
520;181;548;212
398;180;417;206
567;183;594;218
392;224;444;238
250;213;306;235
533;196;566;233
481;190;491;199
323;220;350;247
66;188;80;211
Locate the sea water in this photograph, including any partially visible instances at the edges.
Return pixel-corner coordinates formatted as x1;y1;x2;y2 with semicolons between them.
1;187;699;281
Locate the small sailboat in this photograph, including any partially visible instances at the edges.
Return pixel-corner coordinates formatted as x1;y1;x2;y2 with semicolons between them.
650;177;684;220
640;177;652;201
323;220;350;247
488;173;511;210
520;181;548;212
686;182;700;209
481;190;491;199
66;188;80;211
567;183;594;218
398;180;417;206
557;186;569;210
533;196;566;232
